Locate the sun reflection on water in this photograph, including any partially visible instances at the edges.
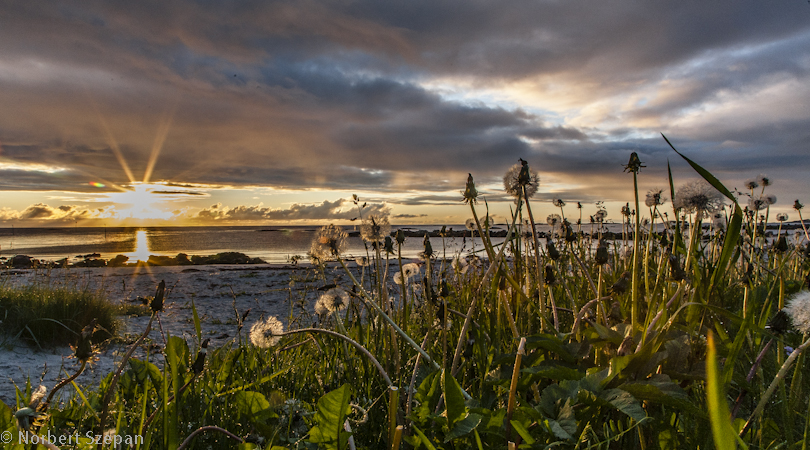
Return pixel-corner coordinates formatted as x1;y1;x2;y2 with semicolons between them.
127;230;151;263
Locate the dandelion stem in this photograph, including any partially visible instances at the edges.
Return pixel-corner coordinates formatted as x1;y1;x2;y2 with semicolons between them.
337;258;442;373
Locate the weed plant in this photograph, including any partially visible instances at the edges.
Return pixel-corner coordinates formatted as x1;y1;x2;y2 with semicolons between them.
2;135;810;449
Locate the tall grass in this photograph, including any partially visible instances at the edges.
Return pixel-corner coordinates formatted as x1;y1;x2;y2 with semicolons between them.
2;138;809;449
0;282;118;348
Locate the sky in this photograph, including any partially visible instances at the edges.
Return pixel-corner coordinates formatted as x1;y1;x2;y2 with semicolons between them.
0;1;808;227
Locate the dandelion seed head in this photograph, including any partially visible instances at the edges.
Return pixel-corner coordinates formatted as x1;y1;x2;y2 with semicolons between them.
310;224;348;261
756;174;772;187
765;194;777;205
360;214;391;243
748;196;768;212
776;213;789;222
394;263;420;285
595;208;608;221
503;163;539;198
785;291;810;334
744;179;759;190
465;218;476;231
546;213;562;227
645;188;666;207
674;181;725;216
250;316;285;348
552;198;565;208
318;288;350;313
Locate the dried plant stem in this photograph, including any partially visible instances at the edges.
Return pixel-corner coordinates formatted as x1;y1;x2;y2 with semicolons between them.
505;337;526;442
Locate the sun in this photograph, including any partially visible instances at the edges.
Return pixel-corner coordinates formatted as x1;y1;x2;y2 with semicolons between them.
109;182;174;221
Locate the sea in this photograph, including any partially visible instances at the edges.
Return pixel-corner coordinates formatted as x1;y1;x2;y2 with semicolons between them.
0;225;504;265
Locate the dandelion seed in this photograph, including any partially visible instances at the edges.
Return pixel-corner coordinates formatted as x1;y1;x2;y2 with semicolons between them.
503;163;539;198
249;316;285;348
310;224;348;261
546;214;562;227
645;188;666;207
318;288;350;313
360;214;391;243
784;291;810;334
776;213;789;222
673;181;725;216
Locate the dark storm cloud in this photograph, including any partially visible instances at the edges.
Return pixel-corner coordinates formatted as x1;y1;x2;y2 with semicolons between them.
0;0;807;210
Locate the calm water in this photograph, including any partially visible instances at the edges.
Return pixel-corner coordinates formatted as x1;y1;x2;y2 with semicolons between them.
0;226;499;264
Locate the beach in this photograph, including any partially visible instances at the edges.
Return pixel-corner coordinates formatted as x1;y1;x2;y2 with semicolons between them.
0;262;340;405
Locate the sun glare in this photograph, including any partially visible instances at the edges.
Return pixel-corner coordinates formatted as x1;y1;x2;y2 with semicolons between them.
127;229;151;263
111;182;174;220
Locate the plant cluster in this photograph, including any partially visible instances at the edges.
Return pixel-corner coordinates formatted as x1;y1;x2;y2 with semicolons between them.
2;135;810;449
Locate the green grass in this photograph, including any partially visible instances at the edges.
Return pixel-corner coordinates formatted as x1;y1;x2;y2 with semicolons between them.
0;283;119;348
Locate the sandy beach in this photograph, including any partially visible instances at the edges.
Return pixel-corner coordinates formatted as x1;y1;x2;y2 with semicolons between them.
0;262;351;406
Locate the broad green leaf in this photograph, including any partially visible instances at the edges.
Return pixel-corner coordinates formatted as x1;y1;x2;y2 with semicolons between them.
411;425;438;450
524;364;584;382
443;369;467;430
444;413;482;442
620;375;704;418
234;391;277;422
510;419;536;444
600;389;646;422
128;358;163;387
308;384;352;450
413;370;442;423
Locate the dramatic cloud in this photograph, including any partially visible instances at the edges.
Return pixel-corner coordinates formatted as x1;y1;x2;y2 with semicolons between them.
0;1;807;222
0;203;111;222
190;199;389;223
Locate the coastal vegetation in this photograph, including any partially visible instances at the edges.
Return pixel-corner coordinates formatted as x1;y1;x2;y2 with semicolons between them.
2;137;810;449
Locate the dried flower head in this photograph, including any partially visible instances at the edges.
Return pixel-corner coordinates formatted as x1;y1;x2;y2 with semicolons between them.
249;316;285;348
465;218;476;231
546;214;562;227
463;173;479;204
645;188;666;207
394;263;420;285
784;291;810;334
776;213;789;222
594;208;608;222
552;198;566;208
756;174;772;187
503;163;539;198
765;194;777;205
360;215;391;243
310;224;348;261
748;196;769;212
744;178;759;190
317;288;350;313
673;181;725;216
794;200;804;211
